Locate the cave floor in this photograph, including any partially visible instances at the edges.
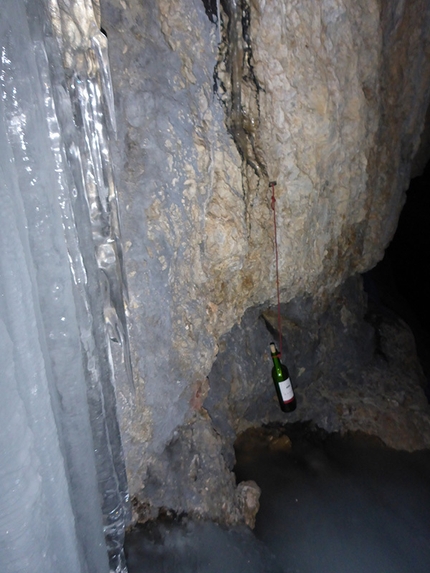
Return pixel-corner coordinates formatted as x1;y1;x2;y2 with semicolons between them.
125;424;430;573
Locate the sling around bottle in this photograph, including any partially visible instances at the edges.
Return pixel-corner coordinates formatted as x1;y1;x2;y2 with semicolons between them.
270;342;296;412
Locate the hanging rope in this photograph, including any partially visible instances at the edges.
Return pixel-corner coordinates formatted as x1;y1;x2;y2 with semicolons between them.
270;181;282;356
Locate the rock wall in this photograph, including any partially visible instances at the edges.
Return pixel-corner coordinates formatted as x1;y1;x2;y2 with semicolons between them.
206;275;430;454
101;0;430;523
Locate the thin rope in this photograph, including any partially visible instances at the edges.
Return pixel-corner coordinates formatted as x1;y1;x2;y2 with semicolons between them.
270;181;282;356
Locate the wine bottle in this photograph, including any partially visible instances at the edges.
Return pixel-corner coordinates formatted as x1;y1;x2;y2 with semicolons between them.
270;342;296;412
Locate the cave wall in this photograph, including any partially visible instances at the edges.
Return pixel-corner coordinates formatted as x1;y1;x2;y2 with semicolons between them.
206;274;430;455
101;0;430;523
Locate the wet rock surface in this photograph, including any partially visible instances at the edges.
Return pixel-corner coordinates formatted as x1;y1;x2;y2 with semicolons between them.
129;413;255;525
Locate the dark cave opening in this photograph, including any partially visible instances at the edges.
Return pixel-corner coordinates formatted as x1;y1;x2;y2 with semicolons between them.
363;161;430;396
386;163;430;331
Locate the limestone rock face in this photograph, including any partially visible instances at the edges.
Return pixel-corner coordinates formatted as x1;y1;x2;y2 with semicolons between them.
101;0;430;522
252;0;430;283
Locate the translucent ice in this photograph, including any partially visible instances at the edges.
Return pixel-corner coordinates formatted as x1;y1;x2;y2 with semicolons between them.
0;1;130;572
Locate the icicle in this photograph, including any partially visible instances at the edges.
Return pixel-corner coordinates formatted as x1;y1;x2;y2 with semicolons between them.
92;30;117;135
216;0;221;44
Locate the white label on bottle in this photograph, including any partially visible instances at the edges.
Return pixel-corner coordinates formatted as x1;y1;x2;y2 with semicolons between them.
278;378;294;402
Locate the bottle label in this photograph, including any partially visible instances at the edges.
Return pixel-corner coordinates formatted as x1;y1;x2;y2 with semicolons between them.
278;378;294;402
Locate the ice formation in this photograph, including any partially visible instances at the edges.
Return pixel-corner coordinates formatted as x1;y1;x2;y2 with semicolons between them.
0;1;130;571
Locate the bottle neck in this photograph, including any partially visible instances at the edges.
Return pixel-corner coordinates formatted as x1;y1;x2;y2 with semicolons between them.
270;345;282;370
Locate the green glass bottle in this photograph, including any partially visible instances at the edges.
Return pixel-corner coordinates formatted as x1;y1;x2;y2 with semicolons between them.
270;342;296;412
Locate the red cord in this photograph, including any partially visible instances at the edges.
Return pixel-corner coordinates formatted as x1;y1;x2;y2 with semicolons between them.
270;182;282;356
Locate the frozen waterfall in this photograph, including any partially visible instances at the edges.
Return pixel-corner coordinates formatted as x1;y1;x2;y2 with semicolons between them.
0;1;131;572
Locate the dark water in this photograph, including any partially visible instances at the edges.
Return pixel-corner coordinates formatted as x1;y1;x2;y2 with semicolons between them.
125;425;430;573
235;425;430;573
